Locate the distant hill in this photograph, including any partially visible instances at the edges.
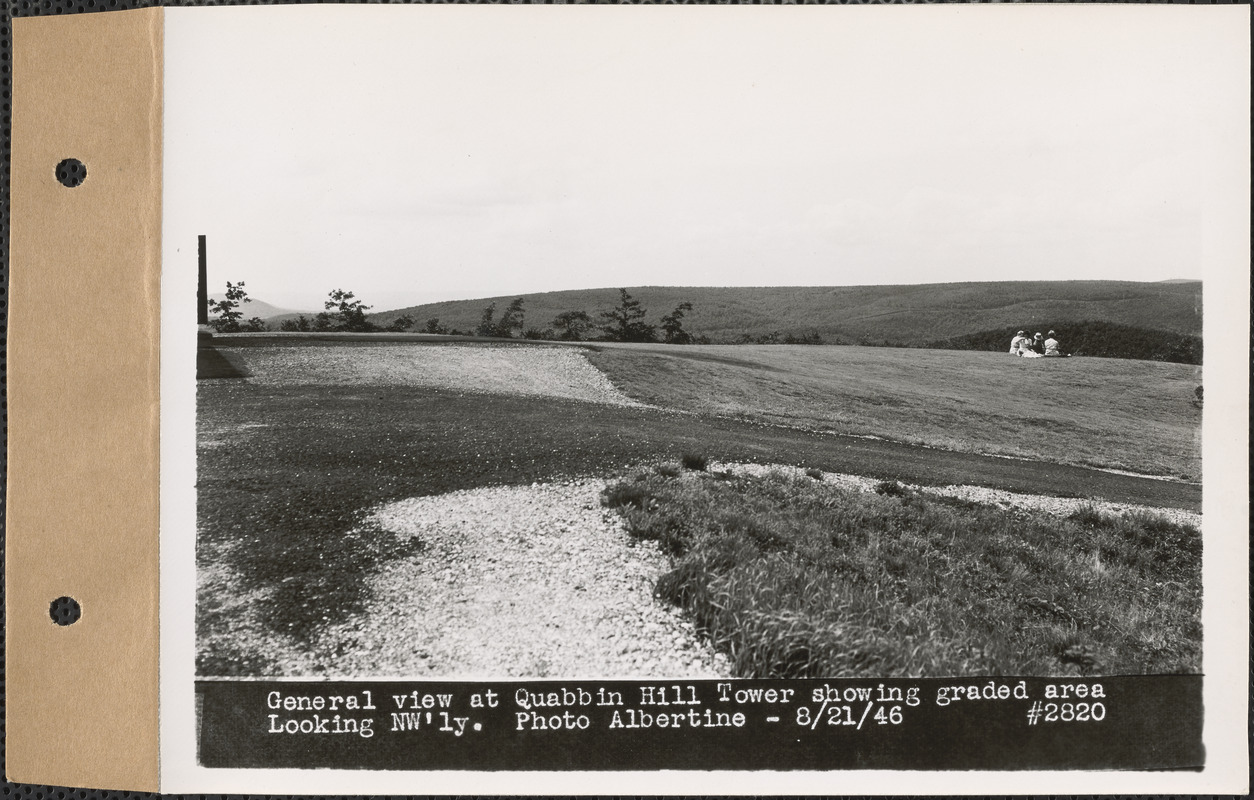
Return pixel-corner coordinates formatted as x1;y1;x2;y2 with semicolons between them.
210;295;312;320
366;280;1201;346
929;321;1202;365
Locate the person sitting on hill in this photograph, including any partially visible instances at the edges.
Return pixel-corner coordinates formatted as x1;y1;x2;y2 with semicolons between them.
1009;330;1028;355
1015;334;1042;358
1043;330;1068;357
1030;332;1046;355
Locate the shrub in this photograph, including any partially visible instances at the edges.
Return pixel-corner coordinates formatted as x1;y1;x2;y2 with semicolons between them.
1067;504;1109;528
551;310;593;341
601;481;657;511
805;468;824;481
279;314;312;332
681;453;709;471
875;480;908;497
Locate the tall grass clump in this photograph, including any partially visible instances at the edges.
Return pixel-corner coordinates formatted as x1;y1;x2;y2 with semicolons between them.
603;469;1201;679
681;452;709;471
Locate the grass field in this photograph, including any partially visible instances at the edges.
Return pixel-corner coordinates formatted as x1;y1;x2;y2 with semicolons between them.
586;344;1202;480
604;465;1201;678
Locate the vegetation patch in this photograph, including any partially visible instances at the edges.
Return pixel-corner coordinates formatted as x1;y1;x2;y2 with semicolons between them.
681;452;710;471
930;320;1201;365
602;468;1201;679
360;280;1201;346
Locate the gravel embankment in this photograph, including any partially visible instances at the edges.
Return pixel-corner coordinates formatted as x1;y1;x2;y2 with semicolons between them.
717;461;1201;529
235;343;646;407
301;479;731;679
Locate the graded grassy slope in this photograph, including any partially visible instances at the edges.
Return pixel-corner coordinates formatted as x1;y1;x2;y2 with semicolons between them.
586;344;1202;480
604;467;1200;678
365;280;1201;345
198;341;1199;675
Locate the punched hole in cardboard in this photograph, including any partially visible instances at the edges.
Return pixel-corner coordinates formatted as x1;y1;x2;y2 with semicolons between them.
50;596;81;626
55;158;87;188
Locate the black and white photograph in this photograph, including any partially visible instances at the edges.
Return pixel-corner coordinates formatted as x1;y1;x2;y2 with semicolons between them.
156;4;1247;790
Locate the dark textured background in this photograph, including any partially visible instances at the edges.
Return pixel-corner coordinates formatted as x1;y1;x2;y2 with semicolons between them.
0;0;1242;796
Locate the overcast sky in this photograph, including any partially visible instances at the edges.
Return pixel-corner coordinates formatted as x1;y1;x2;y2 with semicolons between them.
163;5;1245;312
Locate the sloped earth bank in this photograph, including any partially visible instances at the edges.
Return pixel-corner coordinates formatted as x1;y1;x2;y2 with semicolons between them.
197;343;1200;677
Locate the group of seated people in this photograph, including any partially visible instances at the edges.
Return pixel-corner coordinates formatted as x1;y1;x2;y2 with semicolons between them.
1010;330;1068;358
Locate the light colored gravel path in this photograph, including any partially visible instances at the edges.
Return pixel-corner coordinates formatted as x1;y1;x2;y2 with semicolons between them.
714;461;1201;529
234;343;647;407
305;478;731;679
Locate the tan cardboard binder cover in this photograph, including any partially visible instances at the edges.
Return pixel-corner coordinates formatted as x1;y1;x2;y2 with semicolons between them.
6;8;162;790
